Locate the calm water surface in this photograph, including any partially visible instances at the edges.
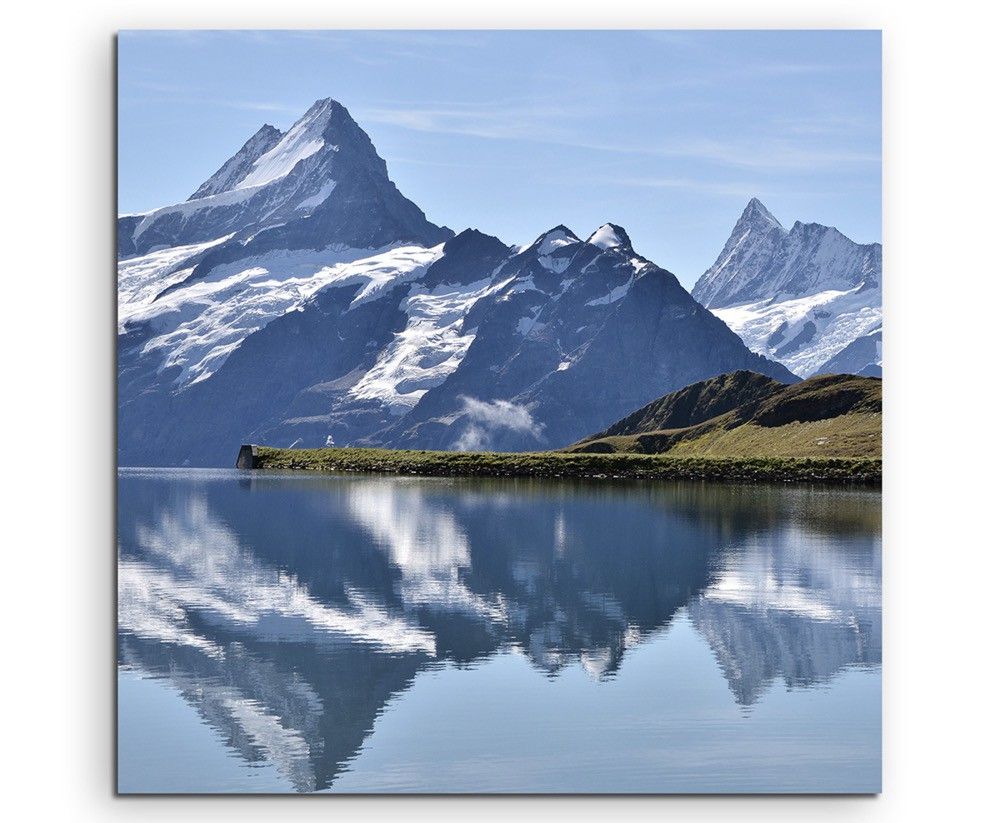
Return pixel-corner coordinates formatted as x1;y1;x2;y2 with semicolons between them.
117;469;881;793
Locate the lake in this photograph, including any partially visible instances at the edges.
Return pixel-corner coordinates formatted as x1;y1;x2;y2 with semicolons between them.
117;468;881;794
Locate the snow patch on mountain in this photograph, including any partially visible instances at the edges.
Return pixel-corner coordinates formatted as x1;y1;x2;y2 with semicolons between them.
586;223;627;250
585;276;634;307
532;227;579;256
349;276;500;411
189;125;283;200
538;255;571;274
505;276;538;297
235;100;334;190
296;180;337;210
713;285;882;377
132;186;265;242
515;306;545;336
118;234;234;308
344;246;445;308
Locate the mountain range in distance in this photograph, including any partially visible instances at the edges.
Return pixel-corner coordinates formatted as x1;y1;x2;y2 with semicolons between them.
693;198;882;378
118;97;880;467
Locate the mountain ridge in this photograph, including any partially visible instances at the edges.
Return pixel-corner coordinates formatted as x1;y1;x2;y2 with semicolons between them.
693;198;881;310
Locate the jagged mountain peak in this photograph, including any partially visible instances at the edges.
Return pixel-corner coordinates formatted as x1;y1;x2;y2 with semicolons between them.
182;96;385;204
692;199;881;311
120;97;450;257
787;220;854;246
291;97;349;131
736;197;784;234
186;98;376;202
691;199;883;378
586;223;632;251
230;98;370;191
447;227;505;248
417;228;509;291
529;225;581;255
296;97;370;142
305;96;335;113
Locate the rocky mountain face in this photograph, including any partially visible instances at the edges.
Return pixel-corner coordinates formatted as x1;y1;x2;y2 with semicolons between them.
119;99;796;467
815;327;882;377
692;198;882;377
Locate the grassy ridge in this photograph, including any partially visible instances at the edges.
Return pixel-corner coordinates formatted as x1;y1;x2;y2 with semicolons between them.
571;373;882;459
584;413;882;459
252;445;880;485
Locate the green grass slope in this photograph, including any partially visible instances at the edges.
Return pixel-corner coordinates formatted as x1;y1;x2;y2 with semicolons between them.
592;370;787;438
569;372;882;459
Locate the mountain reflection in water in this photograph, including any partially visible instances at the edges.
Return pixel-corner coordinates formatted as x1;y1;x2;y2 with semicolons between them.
117;470;881;793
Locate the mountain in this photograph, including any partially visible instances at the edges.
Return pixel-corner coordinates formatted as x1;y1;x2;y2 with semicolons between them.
118;99;796;467
691;199;882;377
571;371;881;458
815;327;882;377
118;98;451;259
376;223;796;453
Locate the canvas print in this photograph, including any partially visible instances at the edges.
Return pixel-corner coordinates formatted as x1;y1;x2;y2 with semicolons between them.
117;30;882;794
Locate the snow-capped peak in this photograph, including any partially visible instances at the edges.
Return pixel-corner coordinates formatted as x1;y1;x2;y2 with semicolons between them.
737;197;785;234
530;225;581;256
692;197;881;310
691;197;883;378
586;223;631;251
233;99;338;190
121;96;450;258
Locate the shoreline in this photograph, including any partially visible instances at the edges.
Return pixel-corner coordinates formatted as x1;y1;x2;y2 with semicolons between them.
242;445;881;486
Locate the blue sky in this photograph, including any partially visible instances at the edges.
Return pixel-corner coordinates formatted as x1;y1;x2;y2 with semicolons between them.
118;30;881;288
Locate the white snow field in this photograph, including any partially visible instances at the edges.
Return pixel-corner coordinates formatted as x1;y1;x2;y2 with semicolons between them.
118;242;443;387
349;276;505;411
234;100;334;190
713;285;882;377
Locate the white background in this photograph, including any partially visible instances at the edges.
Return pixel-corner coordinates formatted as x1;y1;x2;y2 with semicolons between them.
1;1;997;819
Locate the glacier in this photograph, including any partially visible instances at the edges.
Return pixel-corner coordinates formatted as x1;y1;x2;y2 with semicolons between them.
121;242;443;388
713;284;882;378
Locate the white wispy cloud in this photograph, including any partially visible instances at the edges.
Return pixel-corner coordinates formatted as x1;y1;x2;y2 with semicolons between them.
360;101;878;171
454;397;543;451
599;176;777;197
